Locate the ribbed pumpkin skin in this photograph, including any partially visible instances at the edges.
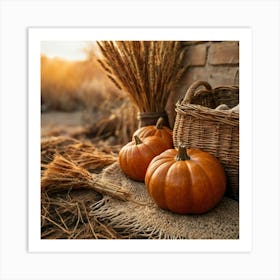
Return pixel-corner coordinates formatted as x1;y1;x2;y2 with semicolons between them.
119;136;169;182
132;118;173;148
145;147;226;214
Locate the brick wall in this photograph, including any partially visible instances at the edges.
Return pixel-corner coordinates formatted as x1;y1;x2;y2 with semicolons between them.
167;41;239;127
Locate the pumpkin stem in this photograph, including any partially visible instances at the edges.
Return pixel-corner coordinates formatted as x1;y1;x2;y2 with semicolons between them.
175;144;190;161
134;135;143;145
155;117;164;129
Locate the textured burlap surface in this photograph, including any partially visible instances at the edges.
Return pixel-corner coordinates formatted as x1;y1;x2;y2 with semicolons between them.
89;162;239;239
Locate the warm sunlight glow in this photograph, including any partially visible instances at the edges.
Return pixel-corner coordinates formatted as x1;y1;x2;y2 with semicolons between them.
41;41;91;61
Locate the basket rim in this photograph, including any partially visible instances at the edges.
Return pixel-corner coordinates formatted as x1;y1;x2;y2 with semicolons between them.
176;102;239;116
176;81;239;121
181;80;239;107
175;104;239;126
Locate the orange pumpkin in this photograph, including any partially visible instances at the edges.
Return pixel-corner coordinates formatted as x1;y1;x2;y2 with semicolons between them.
133;117;173;148
145;145;226;214
119;135;169;182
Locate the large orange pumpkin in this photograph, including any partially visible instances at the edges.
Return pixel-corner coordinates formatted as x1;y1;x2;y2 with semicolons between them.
119;135;169;182
145;145;226;214
132;117;173;148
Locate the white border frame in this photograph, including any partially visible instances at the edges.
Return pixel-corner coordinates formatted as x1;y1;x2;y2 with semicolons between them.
1;1;279;279
28;27;252;253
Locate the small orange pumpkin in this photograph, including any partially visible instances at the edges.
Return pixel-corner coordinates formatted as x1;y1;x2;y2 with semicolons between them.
119;135;169;182
132;117;173;148
145;144;226;214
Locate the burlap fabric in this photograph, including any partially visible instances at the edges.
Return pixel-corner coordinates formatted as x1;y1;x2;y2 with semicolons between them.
89;162;239;239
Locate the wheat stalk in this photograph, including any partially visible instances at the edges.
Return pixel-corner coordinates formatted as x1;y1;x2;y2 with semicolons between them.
96;41;188;113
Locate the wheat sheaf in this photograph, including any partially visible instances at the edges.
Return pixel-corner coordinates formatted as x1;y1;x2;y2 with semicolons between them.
96;41;188;113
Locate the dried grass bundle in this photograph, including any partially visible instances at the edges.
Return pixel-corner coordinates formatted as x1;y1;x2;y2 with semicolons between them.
41;154;130;201
41;136;79;164
66;143;117;171
41;136;117;169
96;41;188;113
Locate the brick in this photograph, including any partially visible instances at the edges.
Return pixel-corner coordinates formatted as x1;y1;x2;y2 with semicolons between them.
185;66;238;86
209;42;239;65
208;67;239;86
184;44;207;66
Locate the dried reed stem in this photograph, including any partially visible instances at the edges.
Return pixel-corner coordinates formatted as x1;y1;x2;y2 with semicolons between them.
41;154;130;201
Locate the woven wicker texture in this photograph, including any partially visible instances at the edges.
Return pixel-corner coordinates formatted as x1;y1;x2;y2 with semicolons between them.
89;162;239;239
173;81;239;200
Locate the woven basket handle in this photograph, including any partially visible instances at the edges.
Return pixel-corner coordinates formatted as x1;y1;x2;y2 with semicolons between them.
182;80;212;104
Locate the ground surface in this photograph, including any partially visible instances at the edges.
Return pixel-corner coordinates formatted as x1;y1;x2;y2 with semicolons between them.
41;111;94;139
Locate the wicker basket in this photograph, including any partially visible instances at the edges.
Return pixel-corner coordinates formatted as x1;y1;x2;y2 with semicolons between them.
173;80;239;200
